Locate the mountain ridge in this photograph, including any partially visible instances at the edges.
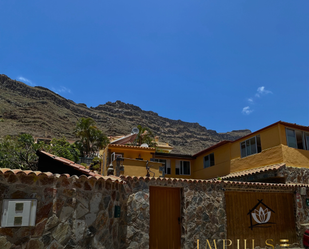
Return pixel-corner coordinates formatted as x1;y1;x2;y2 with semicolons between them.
0;74;251;154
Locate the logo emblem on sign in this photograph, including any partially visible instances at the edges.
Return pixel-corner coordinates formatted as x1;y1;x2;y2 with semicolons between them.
248;199;275;230
252;207;271;224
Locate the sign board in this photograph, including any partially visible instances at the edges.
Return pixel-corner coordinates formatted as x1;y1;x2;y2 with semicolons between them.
301;187;307;195
1;199;37;227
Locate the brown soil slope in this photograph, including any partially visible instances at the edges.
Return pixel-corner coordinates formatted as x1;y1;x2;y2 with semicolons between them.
0;74;251;154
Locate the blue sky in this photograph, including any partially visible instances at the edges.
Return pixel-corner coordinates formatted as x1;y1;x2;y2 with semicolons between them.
0;0;308;133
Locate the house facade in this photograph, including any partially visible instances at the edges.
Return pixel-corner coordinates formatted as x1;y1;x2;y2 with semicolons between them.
103;121;309;183
102;144;196;179
229;121;309;173
1;121;309;248
102;144;163;177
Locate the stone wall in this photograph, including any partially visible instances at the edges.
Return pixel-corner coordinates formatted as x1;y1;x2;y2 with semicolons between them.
279;166;309;184
0;171;126;249
222;165;309;184
0;169;307;249
122;177;226;249
122;177;307;249
293;186;309;246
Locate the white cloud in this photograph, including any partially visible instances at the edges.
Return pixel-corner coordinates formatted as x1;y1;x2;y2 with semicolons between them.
51;86;71;94
18;76;34;86
247;98;254;103
242;86;273;114
242;106;253;115
257;86;272;95
58;86;71;93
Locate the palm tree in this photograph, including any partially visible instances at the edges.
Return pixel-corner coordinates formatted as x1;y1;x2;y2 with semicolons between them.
134;125;156;147
74;117;109;157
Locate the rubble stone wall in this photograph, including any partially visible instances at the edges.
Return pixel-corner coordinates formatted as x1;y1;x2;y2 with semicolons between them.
279;166;309;184
0;172;126;249
122;177;226;249
293;186;309;246
279;166;309;244
0;170;307;249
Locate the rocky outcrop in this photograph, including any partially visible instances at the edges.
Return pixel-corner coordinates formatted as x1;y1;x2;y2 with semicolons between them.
0;74;251;154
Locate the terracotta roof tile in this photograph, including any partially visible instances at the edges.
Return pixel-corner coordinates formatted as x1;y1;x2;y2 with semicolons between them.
38;150;100;177
222;180;306;188
121;175;212;183
286;183;309;187
120;173;304;187
0;168;124;183
108;144;156;150
221;163;286;179
0;168;305;188
110;133;138;145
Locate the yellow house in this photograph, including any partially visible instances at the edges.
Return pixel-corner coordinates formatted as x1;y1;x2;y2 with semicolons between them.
101;133;172;177
150;152;195;179
230;121;309;172
191;141;231;179
101;143;194;178
102;121;309;181
102;144;162;177
101;131;195;178
190;121;309;180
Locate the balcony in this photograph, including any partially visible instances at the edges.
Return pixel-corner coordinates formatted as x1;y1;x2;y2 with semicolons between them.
109;157;163;177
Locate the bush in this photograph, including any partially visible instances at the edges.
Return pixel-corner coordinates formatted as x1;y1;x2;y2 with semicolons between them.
92;164;100;171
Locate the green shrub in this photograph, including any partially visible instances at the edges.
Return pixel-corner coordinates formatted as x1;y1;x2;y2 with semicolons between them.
92;164;100;170
80;163;88;167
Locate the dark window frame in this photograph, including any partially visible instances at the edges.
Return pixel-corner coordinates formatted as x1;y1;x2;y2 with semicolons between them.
286;128;309;150
204;153;215;168
150;158;171;175
240;135;262;158
175;160;191;175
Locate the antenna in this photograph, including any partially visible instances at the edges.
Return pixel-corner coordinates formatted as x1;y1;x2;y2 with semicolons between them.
132;127;139;134
140;143;149;148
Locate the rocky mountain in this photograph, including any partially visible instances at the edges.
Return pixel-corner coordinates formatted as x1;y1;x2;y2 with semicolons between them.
0;74;251;154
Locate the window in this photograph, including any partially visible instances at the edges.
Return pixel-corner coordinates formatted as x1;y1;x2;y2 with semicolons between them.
240;135;262;158
110;152;123;163
175;160;190;175
204;153;215;168
286;128;309;150
150;158;171;174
